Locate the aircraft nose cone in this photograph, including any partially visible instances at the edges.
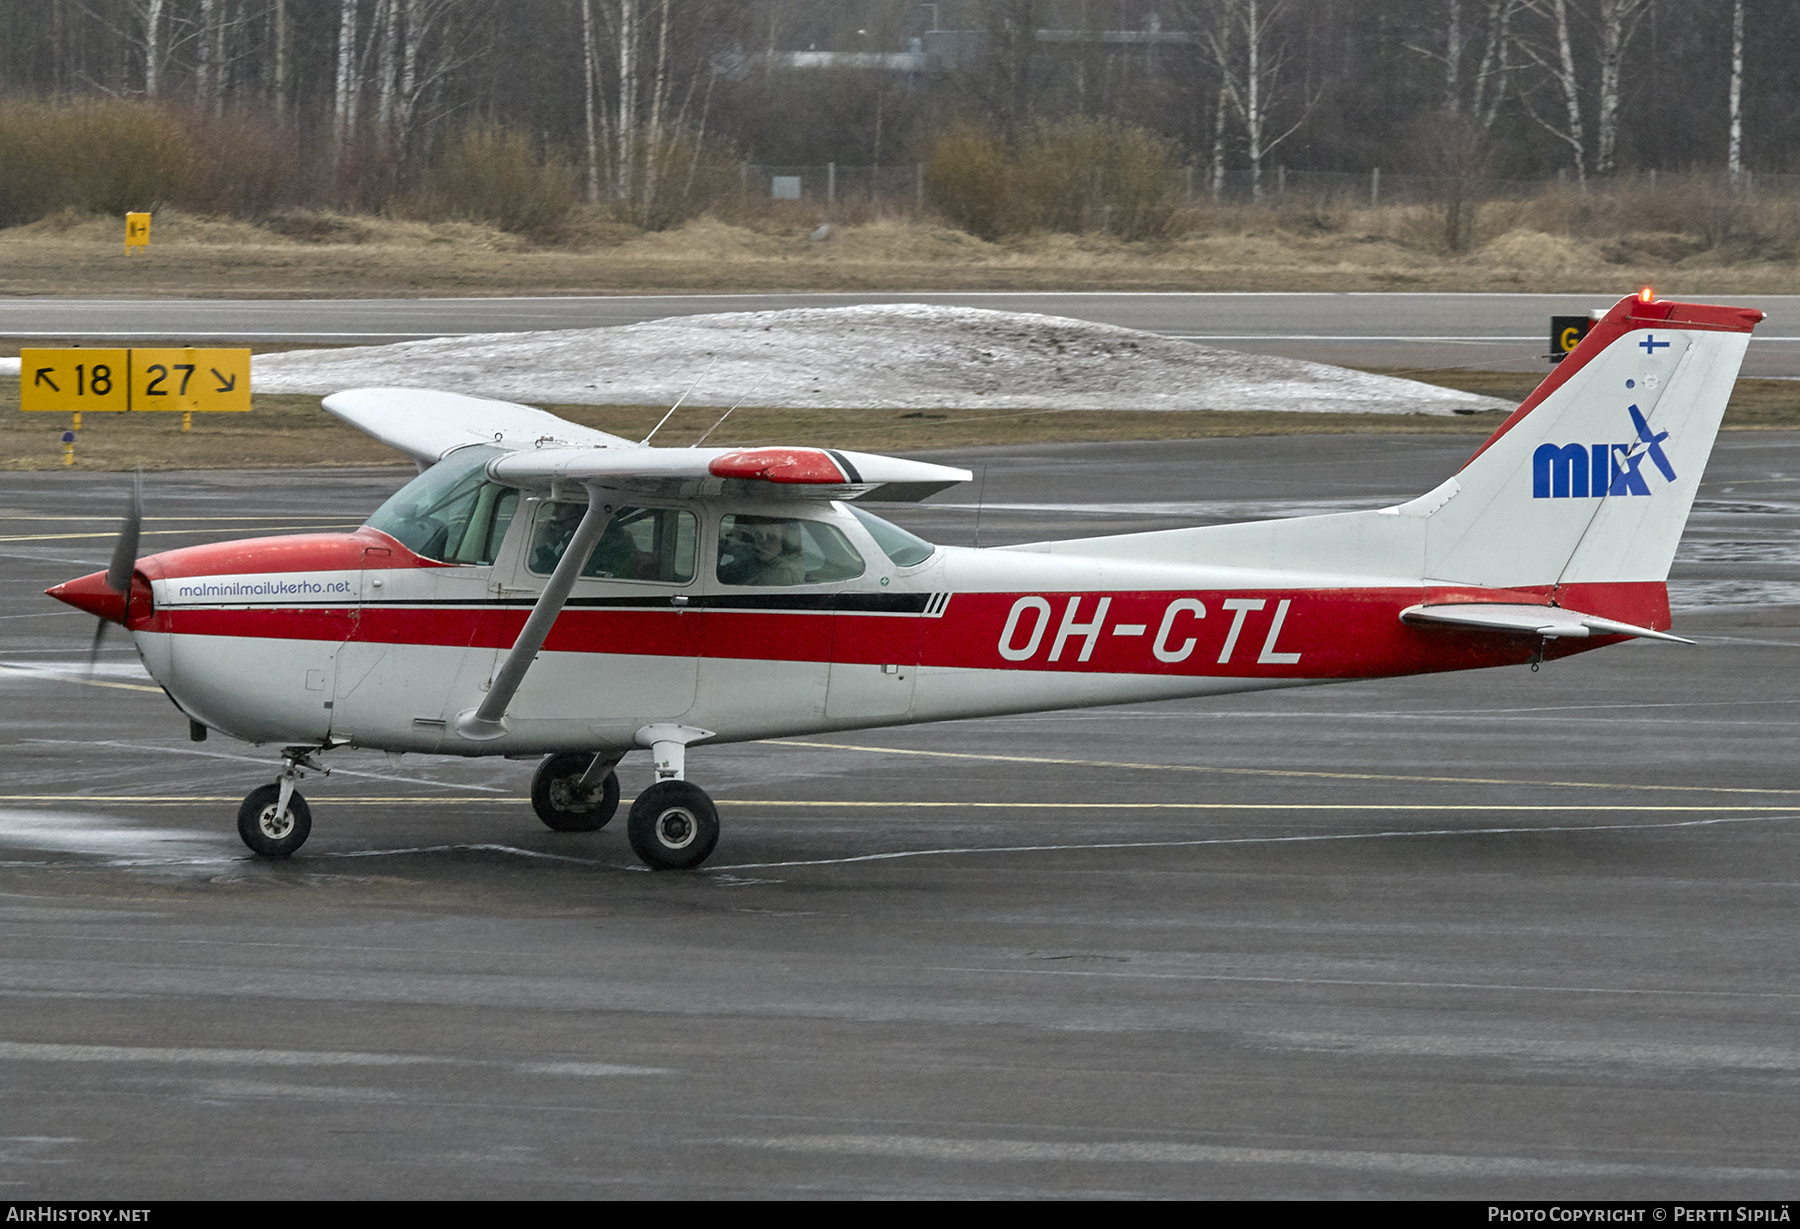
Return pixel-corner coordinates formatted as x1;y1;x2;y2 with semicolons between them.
46;569;128;624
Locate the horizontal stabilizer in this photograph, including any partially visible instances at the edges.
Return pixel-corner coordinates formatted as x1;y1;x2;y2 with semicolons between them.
1400;602;1693;644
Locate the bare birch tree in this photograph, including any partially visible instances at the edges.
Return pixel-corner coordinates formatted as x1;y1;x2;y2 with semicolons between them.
1518;0;1587;183
1206;0;1317;200
1727;0;1744;183
580;0;605;204
269;0;287;115
375;0;398;144
1409;0;1519;126
1469;0;1521;128
615;0;639;201
196;0;218;109
140;0;166;98
640;0;671;215
334;0;359;158
1592;0;1651;175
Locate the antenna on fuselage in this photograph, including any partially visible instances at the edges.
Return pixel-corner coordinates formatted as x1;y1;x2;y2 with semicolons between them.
641;356;719;446
690;369;772;448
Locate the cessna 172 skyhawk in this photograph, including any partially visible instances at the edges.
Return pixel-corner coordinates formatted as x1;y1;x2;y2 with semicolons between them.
47;293;1763;870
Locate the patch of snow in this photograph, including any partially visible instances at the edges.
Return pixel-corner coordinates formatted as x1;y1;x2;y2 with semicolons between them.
0;357;19;377
253;304;1511;416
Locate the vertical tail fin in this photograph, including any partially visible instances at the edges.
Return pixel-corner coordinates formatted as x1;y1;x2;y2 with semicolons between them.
1420;294;1763;606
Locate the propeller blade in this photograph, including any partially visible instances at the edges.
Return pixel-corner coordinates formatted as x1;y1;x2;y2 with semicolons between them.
104;468;143;595
87;616;110;677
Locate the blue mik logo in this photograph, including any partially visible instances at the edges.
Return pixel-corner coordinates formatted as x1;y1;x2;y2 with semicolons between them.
1532;405;1676;499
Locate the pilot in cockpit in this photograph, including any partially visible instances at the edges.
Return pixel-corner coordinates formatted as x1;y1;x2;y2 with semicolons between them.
720;516;806;586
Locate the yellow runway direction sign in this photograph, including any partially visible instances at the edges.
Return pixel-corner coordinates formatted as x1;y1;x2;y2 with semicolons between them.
130;349;250;413
125;212;150;249
19;349;131;413
19;348;250;414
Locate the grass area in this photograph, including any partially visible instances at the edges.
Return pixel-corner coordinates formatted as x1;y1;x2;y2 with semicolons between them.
2;209;1798;296
4;370;1795;472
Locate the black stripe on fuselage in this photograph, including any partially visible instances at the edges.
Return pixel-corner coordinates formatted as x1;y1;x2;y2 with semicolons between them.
347;592;940;614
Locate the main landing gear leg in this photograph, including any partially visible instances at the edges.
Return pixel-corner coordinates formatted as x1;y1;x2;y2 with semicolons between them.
627;724;719;871
237;746;325;858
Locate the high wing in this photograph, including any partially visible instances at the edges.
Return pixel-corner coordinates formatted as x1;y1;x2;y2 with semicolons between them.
323;387;632;462
322;387;969;502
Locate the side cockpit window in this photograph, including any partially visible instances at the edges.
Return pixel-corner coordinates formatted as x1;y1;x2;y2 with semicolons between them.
717;514;865;586
529;504;697;583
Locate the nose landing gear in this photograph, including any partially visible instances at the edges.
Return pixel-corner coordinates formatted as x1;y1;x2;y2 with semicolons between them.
626;724;719;870
237;747;326;858
627;780;719;870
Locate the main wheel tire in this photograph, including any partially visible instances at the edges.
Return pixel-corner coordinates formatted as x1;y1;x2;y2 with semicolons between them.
626;780;719;870
237;783;312;857
531;753;621;832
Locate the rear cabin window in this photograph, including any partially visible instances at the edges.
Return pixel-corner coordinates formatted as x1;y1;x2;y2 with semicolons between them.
364;445;515;564
716;514;865;586
528;504;697;583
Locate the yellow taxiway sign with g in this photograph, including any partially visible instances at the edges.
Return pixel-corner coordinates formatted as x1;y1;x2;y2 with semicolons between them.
20;348;250;414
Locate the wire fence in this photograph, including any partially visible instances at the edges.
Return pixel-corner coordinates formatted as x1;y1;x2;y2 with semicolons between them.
741;162;1800;211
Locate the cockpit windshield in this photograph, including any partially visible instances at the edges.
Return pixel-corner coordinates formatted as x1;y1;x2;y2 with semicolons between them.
364;445;516;564
847;505;936;567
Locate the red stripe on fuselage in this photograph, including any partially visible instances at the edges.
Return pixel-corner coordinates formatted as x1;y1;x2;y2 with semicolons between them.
146;580;1670;681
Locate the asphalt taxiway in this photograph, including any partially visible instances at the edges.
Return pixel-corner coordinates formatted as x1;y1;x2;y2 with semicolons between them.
2;291;1796;376
1;434;1797;1198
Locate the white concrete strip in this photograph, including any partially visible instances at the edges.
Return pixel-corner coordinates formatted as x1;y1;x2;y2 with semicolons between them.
722;1134;1795;1179
0;1040;670;1076
705;812;1800;872
1263;1031;1800;1072
0;1041;442;1067
770;737;1800;796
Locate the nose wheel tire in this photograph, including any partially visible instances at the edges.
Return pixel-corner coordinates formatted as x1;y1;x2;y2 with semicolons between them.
531;753;621;832
627;781;719;870
237;783;312;857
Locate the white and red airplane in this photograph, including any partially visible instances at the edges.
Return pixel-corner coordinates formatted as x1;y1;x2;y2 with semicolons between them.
47;292;1763;870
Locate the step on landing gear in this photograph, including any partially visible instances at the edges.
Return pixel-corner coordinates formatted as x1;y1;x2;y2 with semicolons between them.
238;747;326;858
531;752;621;832
626;725;719;870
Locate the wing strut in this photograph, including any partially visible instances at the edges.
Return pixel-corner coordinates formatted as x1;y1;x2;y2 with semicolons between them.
453;488;615;741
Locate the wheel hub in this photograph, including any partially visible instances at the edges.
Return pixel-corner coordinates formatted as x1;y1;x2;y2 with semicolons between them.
258;806;293;840
548;779;598;812
654;807;697;850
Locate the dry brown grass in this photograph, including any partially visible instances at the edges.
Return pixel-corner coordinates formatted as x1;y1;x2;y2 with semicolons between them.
4;205;1798;296
5;370;1794;472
